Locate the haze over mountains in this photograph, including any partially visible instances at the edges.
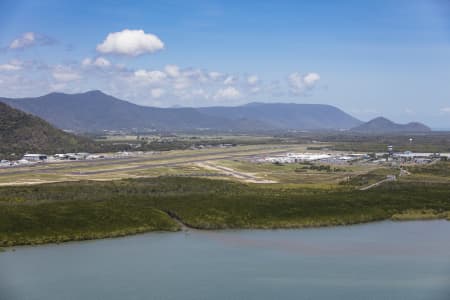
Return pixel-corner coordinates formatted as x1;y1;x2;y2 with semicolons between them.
0;90;430;133
198;102;362;130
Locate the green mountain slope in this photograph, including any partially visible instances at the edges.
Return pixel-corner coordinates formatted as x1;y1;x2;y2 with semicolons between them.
0;102;98;159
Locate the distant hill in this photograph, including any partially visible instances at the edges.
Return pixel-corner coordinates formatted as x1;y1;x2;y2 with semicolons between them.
0;91;362;132
198;102;362;130
351;117;431;133
0;102;98;159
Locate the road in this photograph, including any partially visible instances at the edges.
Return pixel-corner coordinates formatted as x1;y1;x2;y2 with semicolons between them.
360;175;396;191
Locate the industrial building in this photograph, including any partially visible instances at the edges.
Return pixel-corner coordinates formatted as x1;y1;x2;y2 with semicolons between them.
22;154;48;162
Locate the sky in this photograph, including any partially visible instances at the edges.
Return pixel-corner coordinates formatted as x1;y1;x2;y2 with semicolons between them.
0;0;449;127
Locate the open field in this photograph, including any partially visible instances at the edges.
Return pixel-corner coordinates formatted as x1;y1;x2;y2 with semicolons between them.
213;159;380;187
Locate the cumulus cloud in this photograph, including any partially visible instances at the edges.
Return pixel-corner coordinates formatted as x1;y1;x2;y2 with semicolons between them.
151;88;165;98
52;66;81;82
0;60;23;71
164;65;180;78
134;69;167;84
440;107;450;113
214;87;241;99
96;29;164;56
191;88;209;98
303;73;320;86
82;57;112;68
0;55;323;106
9;32;36;49
247;75;259;85
208;72;223;81
288;72;320;94
81;58;91;67
9;32;55;49
223;75;237;85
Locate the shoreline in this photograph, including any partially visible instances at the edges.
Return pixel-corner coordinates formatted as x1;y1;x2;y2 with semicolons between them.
1;216;448;251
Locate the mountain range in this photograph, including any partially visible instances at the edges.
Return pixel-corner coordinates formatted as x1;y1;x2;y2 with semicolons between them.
0;91;362;132
0;90;431;134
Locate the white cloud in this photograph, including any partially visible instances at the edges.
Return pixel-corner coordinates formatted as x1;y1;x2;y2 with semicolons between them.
191;88;209;98
288;72;320;94
164;65;180;78
440;107;450;113
223;75;237;85
0;60;23;71
96;29;164;56
208;72;223;80
9;32;36;49
9;32;55;50
0;57;325;106
82;57;111;68
81;58;92;67
247;75;259;85
182;68;208;83
303;73;320;86
151;88;165;98
134;69;167;84
174;78;191;90
52;66;81;82
288;73;305;91
250;87;261;93
93;57;111;68
214;87;241;99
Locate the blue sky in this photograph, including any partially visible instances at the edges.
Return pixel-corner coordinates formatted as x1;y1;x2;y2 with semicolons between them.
0;0;449;127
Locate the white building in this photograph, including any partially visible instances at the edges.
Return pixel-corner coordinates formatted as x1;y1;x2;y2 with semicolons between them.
22;154;47;162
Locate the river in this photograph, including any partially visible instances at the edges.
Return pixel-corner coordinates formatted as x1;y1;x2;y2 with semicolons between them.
1;221;449;300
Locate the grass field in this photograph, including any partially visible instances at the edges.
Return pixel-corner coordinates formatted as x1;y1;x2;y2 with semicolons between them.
1;162;449;247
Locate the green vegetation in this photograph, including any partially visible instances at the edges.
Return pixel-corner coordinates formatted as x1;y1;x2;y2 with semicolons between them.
407;161;450;177
391;209;449;221
0;196;179;246
94;134;292;152
0;174;449;247
296;164;346;173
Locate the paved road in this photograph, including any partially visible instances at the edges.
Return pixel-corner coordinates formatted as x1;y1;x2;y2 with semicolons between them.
360;175;396;191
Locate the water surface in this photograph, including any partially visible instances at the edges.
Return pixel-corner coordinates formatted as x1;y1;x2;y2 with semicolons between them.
1;221;449;300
